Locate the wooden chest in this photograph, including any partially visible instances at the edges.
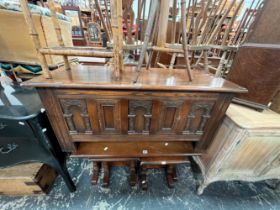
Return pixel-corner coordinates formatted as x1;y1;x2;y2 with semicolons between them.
22;66;246;174
194;104;280;195
0;163;57;196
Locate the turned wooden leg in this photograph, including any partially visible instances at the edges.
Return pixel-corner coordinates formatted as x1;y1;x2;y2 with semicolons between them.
172;166;178;182
130;161;137;186
141;165;148;190
91;162;100;185
102;162;110;187
166;165;175;188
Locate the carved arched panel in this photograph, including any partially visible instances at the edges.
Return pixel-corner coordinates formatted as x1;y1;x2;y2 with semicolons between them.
183;102;214;135
128;100;152;135
60;99;92;135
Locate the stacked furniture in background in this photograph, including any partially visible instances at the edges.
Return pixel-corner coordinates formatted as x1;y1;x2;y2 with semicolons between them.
195;0;280;195
227;0;280;110
0;1;73;73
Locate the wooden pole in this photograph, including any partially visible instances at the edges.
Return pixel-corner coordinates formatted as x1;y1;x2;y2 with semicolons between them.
197;0;213;40
207;0;237;45
195;0;236;68
133;0;159;83
110;0;124;80
124;0;135;44
94;0;112;42
199;0;220;44
181;0;193;81
188;0;197;41
232;0;256;45
156;0;170;47
141;0;146;41
20;0;52;79
147;5;161;69
204;0;227;43
240;0;262;43
135;0;143;43
171;0;177;44
169;0;191;70
104;0;113;36
48;0;71;70
222;0;245;46
192;0;205;45
215;50;227;77
215;0;245;77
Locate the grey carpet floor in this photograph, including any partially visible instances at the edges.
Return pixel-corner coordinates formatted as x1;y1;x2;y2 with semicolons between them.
0;158;279;210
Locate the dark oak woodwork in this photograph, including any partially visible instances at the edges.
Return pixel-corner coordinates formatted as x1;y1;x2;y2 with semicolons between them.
73;142;197;158
23;66;245;184
91;160;137;187
128;100;152;135
228;46;280;106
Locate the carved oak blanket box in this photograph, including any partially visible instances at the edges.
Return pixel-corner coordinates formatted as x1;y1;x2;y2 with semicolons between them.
22;65;246;167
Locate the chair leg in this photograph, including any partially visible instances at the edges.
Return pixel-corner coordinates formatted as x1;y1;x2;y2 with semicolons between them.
102;162;110;187
91;162;100;185
130;161;137;186
141;165;148;190
172;165;178;182
166;165;175;188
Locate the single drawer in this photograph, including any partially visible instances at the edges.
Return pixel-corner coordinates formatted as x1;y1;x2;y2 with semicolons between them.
72;141;201;158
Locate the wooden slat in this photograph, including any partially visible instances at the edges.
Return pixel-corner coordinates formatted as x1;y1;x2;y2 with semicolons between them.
110;0;124;79
47;0;71;70
156;0;170;47
94;0;112;41
181;0;193;81
40;47;113;57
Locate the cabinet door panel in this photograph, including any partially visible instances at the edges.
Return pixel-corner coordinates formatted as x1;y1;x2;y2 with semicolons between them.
157;101;184;134
97;99;121;134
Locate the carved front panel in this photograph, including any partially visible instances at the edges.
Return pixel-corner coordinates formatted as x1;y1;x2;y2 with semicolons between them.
128;101;152;135
60;99;92;135
97;100;121;134
159;101;184;133
183;102;215;135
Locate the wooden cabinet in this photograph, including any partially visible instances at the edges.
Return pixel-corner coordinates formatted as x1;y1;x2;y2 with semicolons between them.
194;104;280;195
23;66;246;172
